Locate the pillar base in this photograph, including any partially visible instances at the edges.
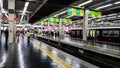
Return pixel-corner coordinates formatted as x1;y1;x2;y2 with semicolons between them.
83;40;87;44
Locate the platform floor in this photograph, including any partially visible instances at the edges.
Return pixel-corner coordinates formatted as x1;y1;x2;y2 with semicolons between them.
0;35;98;68
36;35;120;57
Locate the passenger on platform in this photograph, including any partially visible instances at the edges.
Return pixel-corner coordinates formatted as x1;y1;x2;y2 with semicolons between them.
4;28;9;42
21;29;25;38
16;30;20;37
26;30;30;42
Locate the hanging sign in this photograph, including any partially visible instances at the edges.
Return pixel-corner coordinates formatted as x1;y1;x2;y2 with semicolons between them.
67;8;84;16
61;18;72;23
67;8;102;18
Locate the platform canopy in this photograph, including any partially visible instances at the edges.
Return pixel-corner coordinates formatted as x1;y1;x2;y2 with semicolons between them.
2;0;120;24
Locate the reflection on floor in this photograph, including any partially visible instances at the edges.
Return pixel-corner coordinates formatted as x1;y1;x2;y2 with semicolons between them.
0;36;8;68
31;39;98;68
0;35;99;68
0;35;60;68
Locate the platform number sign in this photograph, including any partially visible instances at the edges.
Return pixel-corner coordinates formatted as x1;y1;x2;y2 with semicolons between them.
9;9;14;14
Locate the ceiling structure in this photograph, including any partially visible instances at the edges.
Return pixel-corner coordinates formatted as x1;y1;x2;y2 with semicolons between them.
2;0;120;24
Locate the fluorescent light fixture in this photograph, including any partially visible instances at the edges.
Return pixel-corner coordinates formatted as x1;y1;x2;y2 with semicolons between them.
43;18;47;21
53;0;93;17
114;1;120;4
25;2;29;7
78;0;93;7
108;13;116;16
20;2;29;21
53;10;67;17
0;0;8;17
66;15;73;18
95;4;112;10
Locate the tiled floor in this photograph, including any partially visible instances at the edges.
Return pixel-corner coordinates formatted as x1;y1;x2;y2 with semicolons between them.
0;35;98;68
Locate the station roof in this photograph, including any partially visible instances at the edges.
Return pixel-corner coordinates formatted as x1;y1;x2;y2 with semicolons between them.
2;0;120;24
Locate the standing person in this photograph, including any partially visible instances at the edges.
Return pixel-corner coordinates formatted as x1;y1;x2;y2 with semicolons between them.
4;28;9;43
26;30;30;42
16;30;20;38
21;29;25;38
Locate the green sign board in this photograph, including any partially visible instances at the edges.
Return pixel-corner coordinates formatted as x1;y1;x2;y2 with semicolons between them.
88;11;102;18
67;8;84;16
48;17;59;23
67;8;102;18
49;22;58;25
61;18;72;23
38;21;48;25
48;17;59;25
9;9;14;14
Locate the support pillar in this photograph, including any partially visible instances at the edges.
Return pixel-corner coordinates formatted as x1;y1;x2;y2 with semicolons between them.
8;0;15;44
48;21;50;35
0;13;2;37
14;17;17;40
73;22;76;28
6;0;17;68
59;19;62;37
83;9;89;42
0;0;3;37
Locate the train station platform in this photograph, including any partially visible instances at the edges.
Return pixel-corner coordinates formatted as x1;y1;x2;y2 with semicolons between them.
0;35;98;68
34;34;120;68
35;35;120;56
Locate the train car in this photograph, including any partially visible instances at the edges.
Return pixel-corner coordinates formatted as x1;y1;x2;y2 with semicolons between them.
69;28;83;39
69;27;120;45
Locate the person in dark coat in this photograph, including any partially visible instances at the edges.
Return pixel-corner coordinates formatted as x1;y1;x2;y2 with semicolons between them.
4;28;9;42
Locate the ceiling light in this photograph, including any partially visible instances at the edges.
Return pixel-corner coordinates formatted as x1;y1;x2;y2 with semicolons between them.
66;15;73;18
114;1;120;4
20;2;29;21
53;0;93;17
78;0;93;7
0;0;8;17
43;18;47;21
95;4;112;10
25;2;29;7
53;10;67;17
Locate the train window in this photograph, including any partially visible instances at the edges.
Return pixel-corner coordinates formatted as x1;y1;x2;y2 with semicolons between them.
90;30;93;37
72;31;75;35
81;31;83;34
103;30;108;36
92;30;95;37
109;31;114;36
77;31;80;35
96;31;99;37
87;31;89;37
114;30;119;37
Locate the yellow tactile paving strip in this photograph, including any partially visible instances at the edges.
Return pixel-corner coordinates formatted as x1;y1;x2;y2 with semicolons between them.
31;40;73;68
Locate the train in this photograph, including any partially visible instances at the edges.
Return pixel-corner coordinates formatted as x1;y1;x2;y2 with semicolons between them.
69;27;120;45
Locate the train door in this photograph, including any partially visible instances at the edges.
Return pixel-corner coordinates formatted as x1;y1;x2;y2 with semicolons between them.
89;30;95;40
77;30;80;38
96;30;100;41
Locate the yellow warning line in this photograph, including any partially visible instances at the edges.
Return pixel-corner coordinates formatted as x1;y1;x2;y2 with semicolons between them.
31;40;73;68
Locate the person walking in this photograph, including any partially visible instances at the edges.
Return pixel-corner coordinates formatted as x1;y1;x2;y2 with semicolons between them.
4;28;9;43
26;30;30;42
